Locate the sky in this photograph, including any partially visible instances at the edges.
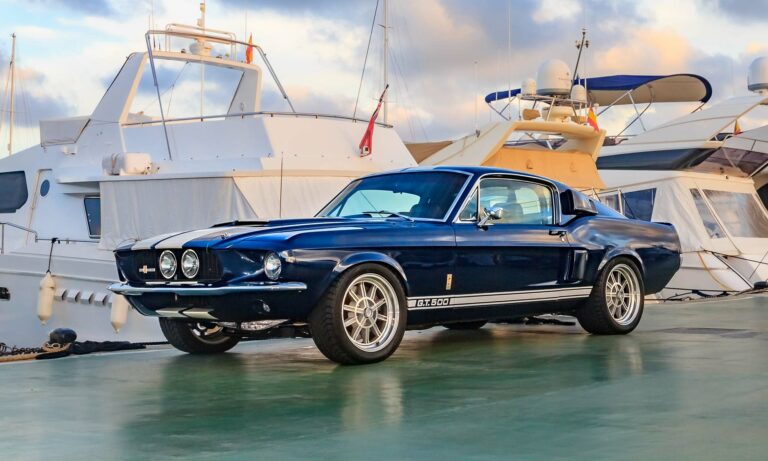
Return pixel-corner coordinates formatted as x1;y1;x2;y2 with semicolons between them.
0;0;767;155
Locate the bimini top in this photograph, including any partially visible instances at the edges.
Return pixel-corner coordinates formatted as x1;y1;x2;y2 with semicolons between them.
485;74;712;106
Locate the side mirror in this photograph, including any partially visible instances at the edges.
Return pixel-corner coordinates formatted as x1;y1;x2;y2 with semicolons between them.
478;206;504;227
560;189;598;217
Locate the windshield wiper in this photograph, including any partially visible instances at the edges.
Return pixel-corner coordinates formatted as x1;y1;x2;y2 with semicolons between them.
362;210;415;222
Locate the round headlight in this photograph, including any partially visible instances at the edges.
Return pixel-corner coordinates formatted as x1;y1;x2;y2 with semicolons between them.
264;252;282;280
181;249;200;279
158;250;177;279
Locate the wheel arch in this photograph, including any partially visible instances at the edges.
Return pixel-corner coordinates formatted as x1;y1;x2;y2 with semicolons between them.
331;252;410;295
598;249;645;279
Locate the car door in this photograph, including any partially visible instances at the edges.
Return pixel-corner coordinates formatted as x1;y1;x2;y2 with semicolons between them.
450;176;572;301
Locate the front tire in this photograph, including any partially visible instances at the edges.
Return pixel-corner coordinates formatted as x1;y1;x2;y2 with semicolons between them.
309;264;407;365
159;318;240;354
576;257;644;335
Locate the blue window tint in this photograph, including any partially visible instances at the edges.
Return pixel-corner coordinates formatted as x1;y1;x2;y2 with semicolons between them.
0;171;28;213
40;180;50;197
622;189;656;221
84;197;101;238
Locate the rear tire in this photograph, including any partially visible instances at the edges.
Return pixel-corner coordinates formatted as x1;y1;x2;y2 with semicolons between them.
576;257;644;335
309;264;407;365
159;318;240;354
443;321;487;330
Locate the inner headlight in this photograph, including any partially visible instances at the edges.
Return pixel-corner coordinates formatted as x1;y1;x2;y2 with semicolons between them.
158;250;177;279
264;252;282;280
181;249;200;279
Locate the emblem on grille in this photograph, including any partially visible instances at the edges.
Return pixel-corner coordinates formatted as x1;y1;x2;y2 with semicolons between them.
139;265;156;275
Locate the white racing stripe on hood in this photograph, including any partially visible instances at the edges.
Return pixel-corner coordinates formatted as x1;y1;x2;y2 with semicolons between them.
131;232;187;251
153;227;241;250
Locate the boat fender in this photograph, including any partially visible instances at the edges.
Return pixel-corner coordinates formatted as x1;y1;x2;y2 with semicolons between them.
37;272;56;324
110;295;130;333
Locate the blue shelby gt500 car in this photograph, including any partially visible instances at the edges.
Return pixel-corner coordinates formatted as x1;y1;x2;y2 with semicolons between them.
110;166;681;364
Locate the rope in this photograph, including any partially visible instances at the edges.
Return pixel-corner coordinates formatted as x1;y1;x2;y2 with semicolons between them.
352;0;380;119
0;342;70;363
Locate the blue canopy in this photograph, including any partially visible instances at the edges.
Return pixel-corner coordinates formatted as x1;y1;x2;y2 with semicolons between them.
485;74;712;106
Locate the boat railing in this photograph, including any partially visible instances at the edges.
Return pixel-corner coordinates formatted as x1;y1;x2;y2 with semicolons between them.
122;111;393;128
0;222;98;255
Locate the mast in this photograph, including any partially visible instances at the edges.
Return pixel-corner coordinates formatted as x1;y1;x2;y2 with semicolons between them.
573;28;589;82
8;33;15;156
382;0;389;124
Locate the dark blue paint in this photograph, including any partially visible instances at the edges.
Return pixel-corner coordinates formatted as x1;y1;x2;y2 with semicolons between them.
115;166;682;325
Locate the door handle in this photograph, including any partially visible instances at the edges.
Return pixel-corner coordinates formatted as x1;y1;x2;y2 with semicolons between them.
549;229;567;236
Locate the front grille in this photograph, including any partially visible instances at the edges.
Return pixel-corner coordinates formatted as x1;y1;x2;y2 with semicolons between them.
131;249;222;283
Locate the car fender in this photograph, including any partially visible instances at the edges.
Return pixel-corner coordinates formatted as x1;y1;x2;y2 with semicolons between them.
331;252;410;294
597;247;645;276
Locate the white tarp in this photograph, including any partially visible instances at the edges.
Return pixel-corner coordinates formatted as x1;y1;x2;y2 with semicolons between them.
99;176;353;249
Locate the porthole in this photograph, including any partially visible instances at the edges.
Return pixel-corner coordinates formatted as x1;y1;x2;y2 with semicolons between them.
40;180;50;197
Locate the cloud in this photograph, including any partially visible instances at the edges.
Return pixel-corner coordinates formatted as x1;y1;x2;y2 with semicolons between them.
28;0;115;16
704;0;768;22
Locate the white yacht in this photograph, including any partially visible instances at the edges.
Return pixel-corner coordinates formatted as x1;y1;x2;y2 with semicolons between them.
0;19;414;345
596;58;768;299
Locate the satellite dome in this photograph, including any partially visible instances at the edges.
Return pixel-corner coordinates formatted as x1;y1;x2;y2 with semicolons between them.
521;78;537;96
570;84;587;102
748;57;768;93
537;59;572;96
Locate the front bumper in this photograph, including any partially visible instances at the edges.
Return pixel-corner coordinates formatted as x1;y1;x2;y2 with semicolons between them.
108;281;309;321
109;282;307;297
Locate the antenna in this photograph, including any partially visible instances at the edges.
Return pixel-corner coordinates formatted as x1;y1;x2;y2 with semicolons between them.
474;60;479;136
8;33;16;156
573;28;589;82
507;0;512;120
382;0;389;124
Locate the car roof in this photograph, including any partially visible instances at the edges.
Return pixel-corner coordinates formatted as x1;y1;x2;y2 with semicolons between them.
362;165;570;190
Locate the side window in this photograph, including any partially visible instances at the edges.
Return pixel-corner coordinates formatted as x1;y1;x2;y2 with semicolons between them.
458;190;478;221
84;196;101;238
690;189;725;239
477;178;554;225
622;188;656;221
0;171;29;213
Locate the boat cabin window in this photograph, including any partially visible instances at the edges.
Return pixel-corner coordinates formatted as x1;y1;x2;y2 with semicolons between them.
690;189;726;239
622;188;656;221
702;190;768;238
128;59;244;122
0;171;28;213
84;196;101;239
471;178;554;225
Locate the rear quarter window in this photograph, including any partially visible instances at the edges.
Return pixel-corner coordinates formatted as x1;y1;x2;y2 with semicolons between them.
0;171;28;213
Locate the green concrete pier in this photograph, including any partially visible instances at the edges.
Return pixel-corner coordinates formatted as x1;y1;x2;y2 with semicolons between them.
1;296;767;460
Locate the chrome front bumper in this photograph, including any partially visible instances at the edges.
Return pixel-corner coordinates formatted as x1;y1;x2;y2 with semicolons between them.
109;282;308;297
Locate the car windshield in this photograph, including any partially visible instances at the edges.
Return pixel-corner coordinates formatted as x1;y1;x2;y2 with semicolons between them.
318;171;468;220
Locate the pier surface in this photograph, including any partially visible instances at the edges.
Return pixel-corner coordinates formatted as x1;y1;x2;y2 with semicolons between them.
2;296;767;460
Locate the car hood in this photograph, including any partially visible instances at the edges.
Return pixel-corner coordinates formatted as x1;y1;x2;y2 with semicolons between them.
126;217;414;251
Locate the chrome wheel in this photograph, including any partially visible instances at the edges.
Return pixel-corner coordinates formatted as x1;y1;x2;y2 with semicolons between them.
189;323;231;345
605;263;642;326
341;273;400;353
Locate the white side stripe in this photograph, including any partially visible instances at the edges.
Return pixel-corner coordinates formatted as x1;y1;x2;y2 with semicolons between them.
407;287;592;309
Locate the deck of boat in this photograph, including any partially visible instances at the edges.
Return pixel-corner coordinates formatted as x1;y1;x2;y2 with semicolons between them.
1;295;766;460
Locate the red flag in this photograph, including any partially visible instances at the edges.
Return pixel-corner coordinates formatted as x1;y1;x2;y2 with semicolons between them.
734;119;742;135
587;106;599;132
245;33;254;64
359;85;389;157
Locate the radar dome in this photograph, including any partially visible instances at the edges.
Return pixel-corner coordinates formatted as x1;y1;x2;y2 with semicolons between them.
570;84;587;102
521;78;537;96
537;59;572;96
748;57;768;93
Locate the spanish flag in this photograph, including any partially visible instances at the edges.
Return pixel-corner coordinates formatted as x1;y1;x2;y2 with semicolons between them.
245;33;254;64
587;107;599;132
734;119;742;135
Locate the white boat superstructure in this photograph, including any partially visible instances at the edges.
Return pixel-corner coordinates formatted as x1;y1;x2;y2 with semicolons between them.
0;21;414;345
597;58;768;299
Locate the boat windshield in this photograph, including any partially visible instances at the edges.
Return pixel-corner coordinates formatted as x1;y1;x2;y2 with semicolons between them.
692;148;768;177
703;189;768;238
318;171;468;220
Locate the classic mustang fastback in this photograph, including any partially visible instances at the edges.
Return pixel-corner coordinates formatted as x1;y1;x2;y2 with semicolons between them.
110;166;681;364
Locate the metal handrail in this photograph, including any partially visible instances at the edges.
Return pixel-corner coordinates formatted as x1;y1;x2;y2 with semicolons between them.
0;222;98;255
122;110;393;128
